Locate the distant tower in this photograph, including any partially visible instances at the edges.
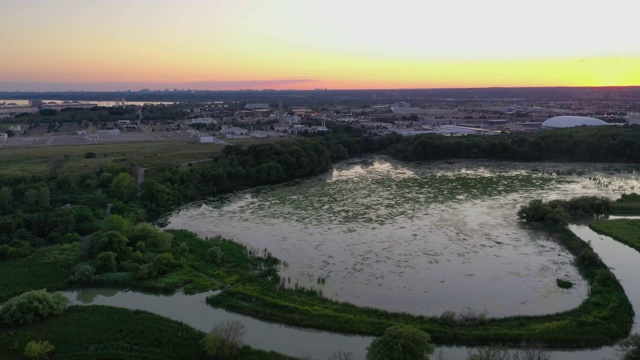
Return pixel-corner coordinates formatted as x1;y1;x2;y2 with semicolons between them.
121;98;126;107
278;99;283;122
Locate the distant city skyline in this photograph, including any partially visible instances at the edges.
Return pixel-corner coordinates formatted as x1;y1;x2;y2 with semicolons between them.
1;0;639;91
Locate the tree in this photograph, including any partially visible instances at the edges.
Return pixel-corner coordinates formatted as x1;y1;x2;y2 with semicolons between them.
466;347;510;360
129;223;173;252
24;340;55;360
329;351;354;360
99;215;133;236
95;251;118;273
111;172;138;202
207;246;223;265
202;320;246;359
0;186;13;212
366;325;435;360
69;264;96;284
91;230;129;258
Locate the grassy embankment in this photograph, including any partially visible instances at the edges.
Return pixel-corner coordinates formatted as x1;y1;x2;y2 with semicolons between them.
0;306;294;360
207;226;632;348
590;219;640;252
609;193;640;215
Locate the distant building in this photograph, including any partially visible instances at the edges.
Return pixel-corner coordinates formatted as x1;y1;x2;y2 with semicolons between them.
245;103;270;110
0;133;7;141
97;129;121;135
41;103;97;110
9;125;21;132
541;116;608;129
191;117;217;125
199;136;215;143
219;126;248;138
29;100;44;108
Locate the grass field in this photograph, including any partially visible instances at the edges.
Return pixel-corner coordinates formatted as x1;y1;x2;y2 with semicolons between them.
0;137;283;177
0;243;80;302
0;306;295;360
590;219;640;252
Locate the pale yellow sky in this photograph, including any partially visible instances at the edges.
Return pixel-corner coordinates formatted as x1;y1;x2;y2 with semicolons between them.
1;0;639;90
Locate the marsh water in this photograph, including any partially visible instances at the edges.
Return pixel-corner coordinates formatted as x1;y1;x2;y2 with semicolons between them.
164;157;640;318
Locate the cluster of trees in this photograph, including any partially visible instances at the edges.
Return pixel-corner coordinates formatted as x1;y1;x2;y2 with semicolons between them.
388;125;640;163
0;163;132;259
517;196;611;226
70;216;181;283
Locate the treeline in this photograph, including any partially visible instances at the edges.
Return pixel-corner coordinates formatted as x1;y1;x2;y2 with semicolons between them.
388;125;640;162
8;104;185;126
517;196;611;226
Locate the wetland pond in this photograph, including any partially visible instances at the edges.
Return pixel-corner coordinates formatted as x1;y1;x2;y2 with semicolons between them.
164;157;640;318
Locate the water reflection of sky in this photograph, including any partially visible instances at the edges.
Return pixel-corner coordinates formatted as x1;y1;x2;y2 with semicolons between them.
166;157;640;318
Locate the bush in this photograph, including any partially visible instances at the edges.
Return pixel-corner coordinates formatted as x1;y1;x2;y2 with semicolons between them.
202;320;246;359
69;264;96;284
556;278;574;289
207;247;223;265
0;289;68;326
24;340;55;360
151;252;179;275
95;251;118;273
84;152;97;159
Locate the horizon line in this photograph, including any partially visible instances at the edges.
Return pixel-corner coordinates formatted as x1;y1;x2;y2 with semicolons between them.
1;85;640;93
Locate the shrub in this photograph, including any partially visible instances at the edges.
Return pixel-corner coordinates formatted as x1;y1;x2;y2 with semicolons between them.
84;152;97;159
95;251;118;273
69;264;96;284
202;320;246;359
556;278;574;289
0;289;68;326
24;340;55;360
207;246;223;265
151;252;179;275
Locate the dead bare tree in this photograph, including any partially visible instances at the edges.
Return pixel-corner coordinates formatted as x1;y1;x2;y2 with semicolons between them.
328;351;353;360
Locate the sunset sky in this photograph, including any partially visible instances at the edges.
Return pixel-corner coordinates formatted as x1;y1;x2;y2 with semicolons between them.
1;0;639;91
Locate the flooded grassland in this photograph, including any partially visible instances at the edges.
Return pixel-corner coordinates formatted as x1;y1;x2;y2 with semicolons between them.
165;157;640;318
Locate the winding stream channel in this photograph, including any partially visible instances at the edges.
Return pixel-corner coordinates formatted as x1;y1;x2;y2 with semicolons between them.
64;159;640;359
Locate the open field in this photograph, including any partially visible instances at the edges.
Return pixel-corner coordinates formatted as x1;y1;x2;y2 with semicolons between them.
0;306;295;360
590;219;640;252
0;137;282;177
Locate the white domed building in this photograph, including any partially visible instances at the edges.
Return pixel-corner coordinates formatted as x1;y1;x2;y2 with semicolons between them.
541;116;607;129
